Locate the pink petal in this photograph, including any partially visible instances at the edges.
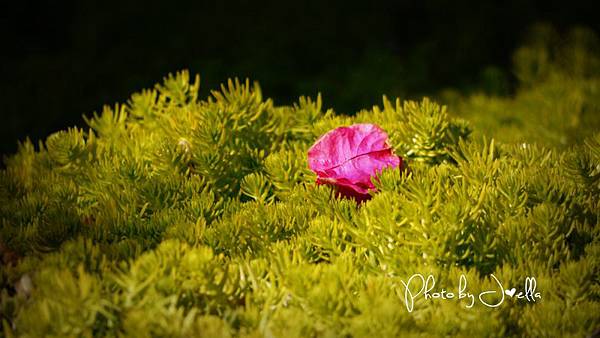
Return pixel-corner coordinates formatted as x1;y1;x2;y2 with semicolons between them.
308;123;403;202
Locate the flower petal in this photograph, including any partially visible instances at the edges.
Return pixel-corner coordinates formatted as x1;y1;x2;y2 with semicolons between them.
308;123;403;201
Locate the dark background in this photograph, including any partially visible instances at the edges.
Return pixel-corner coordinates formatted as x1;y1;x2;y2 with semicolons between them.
1;0;598;158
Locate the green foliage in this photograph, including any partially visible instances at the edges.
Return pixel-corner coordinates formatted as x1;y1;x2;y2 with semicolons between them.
1;29;600;337
445;24;600;147
382;97;470;164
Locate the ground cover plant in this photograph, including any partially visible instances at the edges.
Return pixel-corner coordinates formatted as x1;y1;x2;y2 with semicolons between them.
1;25;599;337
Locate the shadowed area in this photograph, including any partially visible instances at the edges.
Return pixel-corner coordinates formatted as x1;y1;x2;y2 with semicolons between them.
1;0;598;158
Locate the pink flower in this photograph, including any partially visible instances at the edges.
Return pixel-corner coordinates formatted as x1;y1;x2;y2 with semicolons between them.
307;123;403;202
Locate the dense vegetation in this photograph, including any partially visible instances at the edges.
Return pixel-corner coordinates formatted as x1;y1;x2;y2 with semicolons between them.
1;26;599;337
